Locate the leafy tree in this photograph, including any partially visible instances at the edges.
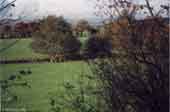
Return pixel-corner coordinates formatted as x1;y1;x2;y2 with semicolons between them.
75;20;91;32
73;19;93;38
63;35;81;55
31;15;81;62
84;34;113;58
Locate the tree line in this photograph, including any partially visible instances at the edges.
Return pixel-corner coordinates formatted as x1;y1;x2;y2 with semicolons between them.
30;15;114;62
0;0;169;112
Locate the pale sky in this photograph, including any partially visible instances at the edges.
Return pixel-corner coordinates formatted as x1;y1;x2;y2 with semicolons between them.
9;0;169;21
11;0;95;20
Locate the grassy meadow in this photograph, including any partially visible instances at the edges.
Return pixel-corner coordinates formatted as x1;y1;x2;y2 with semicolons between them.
1;61;94;112
0;39;47;60
0;38;100;112
0;38;88;60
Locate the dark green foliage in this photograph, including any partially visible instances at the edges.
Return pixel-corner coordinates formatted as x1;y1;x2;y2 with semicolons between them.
63;35;81;55
84;35;113;58
31;16;81;56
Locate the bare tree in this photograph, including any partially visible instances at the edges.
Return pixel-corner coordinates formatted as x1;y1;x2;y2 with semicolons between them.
87;0;169;112
0;0;17;20
0;0;16;13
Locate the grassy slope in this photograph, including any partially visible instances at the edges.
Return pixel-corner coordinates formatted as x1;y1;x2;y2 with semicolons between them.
1;61;92;112
0;38;88;60
0;39;47;60
0;38;98;112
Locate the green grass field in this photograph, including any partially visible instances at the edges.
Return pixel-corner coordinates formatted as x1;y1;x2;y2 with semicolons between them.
1;61;93;112
0;38;101;112
0;38;88;60
0;39;47;60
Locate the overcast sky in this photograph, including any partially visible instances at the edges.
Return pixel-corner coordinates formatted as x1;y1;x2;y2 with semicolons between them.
9;0;169;21
11;0;95;20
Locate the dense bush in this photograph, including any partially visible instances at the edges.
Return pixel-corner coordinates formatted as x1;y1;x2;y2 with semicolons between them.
84;35;113;58
63;36;81;55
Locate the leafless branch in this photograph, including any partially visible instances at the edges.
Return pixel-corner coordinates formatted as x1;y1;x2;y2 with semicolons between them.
0;0;16;13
